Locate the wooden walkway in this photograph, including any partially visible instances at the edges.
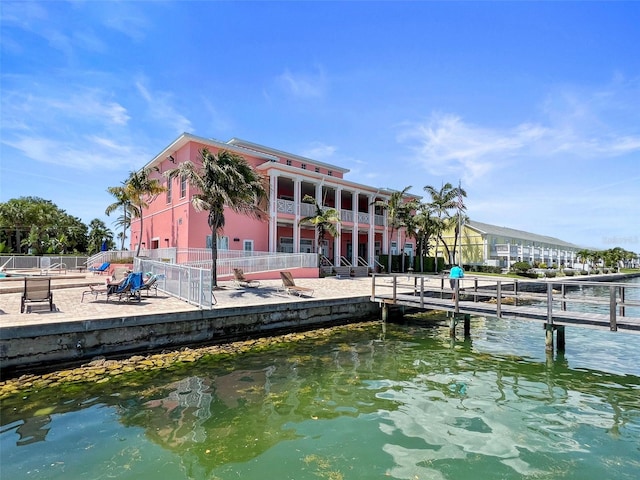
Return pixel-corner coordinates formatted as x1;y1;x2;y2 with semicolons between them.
371;275;640;334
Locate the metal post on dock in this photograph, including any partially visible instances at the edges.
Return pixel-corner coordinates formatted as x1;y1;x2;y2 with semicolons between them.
473;278;478;302
419;277;424;308
544;324;564;353
496;281;502;317
449;312;456;337
609;286;617;331
561;284;567;311
620;286;625;317
546;283;553;325
556;326;565;351
545;323;554;352
454;281;460;312
449;312;471;338
463;314;470;337
545;283;555;352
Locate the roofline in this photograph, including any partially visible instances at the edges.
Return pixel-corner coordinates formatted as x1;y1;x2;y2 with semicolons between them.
227;137;350;174
145;133;279;169
466;220;583;249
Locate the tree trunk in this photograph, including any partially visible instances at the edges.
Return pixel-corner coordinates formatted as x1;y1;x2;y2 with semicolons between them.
387;229;394;273
210;232;218;289
135;214;143;258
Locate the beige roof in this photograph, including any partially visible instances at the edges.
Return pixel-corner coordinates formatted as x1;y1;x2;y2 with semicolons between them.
467;220;583;249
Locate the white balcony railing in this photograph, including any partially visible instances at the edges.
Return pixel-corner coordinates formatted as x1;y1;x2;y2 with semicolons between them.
276;198;384;227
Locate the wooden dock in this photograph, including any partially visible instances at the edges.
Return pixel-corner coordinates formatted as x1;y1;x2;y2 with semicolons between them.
371;274;640;335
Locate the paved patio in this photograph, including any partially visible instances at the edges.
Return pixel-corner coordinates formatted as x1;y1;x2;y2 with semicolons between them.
0;273;437;329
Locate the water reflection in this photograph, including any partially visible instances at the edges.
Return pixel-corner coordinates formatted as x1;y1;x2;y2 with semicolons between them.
2;321;639;480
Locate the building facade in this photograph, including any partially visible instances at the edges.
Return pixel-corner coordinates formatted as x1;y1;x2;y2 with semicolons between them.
440;220;583;268
131;133;417;269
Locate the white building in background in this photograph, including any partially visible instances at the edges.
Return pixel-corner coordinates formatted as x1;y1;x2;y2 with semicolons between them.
450;220;583;268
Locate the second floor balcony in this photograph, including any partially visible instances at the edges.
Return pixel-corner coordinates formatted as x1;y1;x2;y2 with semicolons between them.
276;199;385;228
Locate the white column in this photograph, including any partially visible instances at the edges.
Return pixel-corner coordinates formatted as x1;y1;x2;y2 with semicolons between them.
334;188;342;265
293;178;301;253
352;190;359;265
269;173;278;253
368;194;375;266
382;194;389;256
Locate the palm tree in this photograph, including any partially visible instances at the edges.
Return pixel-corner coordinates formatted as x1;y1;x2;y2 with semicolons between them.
299;194;340;255
372;186;417;273
408;203;438;272
165;148;268;289
105;185;133;251
577;249;591;271
122;167;165;257
87;219;113;255
424;182;465;270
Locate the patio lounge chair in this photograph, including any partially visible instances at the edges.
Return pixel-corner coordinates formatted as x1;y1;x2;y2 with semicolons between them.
233;268;260;288
138;274;159;297
280;271;314;297
107;272;144;302
21;277;54;313
88;262;110;274
81;283;108;302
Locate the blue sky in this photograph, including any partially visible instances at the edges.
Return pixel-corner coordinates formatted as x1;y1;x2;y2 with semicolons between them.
1;1;639;252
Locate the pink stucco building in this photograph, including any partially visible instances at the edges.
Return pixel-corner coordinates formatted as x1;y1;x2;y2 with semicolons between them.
132;133;416;270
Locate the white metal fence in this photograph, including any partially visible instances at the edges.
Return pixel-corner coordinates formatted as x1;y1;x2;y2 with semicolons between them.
135;258;215;309
0;255;89;271
134;251;318;309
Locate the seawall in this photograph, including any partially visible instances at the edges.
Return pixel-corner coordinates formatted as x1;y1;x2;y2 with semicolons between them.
1;296;379;378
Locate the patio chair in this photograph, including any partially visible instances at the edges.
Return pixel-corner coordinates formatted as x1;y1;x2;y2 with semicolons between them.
88;262;110;274
81;283;108;303
280;271;314;297
138;274;159;297
233;268;260;288
106;272;144;302
21;277;54;313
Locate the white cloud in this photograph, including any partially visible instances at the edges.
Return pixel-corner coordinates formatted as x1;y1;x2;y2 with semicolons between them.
277;66;327;98
302;142;337;160
398;81;640;186
102;3;149;41
3;135;146;172
397;113;526;184
0;81;143;172
135;78;193;134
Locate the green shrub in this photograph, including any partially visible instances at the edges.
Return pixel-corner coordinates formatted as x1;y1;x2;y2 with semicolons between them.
564;269;575;276
511;261;531;274
580;270;588;275
545;270;557;278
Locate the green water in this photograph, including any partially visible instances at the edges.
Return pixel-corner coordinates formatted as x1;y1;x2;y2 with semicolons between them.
2;315;639;480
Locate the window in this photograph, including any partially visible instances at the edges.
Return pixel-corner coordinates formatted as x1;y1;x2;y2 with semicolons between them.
217;236;229;250
206;235;229;250
328;170;333;176
301;163;307;170
315;167;320;173
300;238;314;253
243;240;254;252
280;237;293;253
180;175;187;198
286;159;292;166
166;178;172;203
